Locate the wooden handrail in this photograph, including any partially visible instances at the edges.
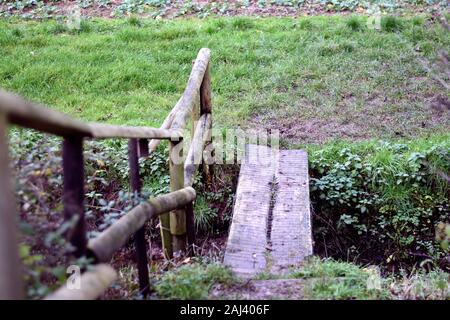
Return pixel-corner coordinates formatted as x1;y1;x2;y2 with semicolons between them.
184;113;212;187
0;90;182;140
88;187;196;263
148;48;211;154
45;264;117;300
170;48;211;131
0;48;213;300
0;113;23;300
89;123;182;140
0;90;92;137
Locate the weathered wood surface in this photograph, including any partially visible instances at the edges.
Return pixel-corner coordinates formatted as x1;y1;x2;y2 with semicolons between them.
270;150;312;274
170;48;211;131
223;145;276;277
128;138;150;296
45;264;117;300
89;123;182;140
169;138;187;254
0;48;212;299
0;90;182;140
149;48;211;153
62;135;87;257
0;113;23;299
224;145;312;277
184;113;212;187
88;187;196;262
0;90;92;137
200;62;212;114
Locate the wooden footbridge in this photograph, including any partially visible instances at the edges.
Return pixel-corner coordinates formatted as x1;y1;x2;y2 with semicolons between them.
0;48;312;300
224;145;312;277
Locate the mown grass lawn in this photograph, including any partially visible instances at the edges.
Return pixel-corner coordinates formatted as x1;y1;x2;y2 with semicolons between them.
0;15;449;144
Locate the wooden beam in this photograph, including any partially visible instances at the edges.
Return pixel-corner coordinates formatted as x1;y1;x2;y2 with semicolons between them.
45;264;117;300
184;114;212;187
200;62;212;114
62;135;87;257
0;90;91;137
148;97;182;154
171;48;211;131
0;91;183;140
185;202;195;252
169;138;186;254
0;112;23;299
199;59;214;187
89;123;182;140
128;138;150;297
88;187;196;263
149;48;211;153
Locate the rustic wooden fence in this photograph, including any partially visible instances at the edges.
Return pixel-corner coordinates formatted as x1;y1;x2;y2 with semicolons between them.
0;48;213;300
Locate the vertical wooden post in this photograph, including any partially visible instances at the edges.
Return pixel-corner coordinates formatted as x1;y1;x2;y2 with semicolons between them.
159;212;173;259
138;138;149;158
200;62;214;188
128;138;150;297
0;113;23;299
185;88;201;254
158;133;173;258
62;135;86;257
185;201;195;252
169;138;186;255
200;62;212;115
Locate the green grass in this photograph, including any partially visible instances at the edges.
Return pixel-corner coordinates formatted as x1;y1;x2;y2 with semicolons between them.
288;257;449;300
290;258;391;300
0;16;448;143
155;262;235;299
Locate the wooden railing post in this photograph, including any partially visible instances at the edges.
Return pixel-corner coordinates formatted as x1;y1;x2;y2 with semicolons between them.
169;137;186;255
128;138;150;297
62;135;87;257
186;84;200;252
200;62;212;115
200;61;214;188
0;113;23;299
200;62;214;259
0;48;212;299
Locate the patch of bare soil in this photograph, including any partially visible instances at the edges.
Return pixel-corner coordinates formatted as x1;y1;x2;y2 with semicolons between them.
0;0;443;19
210;278;306;300
249;86;450;145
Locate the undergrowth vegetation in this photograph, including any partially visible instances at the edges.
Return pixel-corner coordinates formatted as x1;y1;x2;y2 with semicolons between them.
309;134;450;271
155;261;234;299
289;257;449;299
10;129;233;298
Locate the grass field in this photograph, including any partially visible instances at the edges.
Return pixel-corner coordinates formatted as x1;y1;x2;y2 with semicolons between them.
1;15;449;145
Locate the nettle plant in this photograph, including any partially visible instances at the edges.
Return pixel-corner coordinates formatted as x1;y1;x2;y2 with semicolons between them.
309;139;450;270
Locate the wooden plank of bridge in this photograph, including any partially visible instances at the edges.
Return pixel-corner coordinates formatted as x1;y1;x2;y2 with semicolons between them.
270;149;312;274
223;145;276;277
224;145;312;278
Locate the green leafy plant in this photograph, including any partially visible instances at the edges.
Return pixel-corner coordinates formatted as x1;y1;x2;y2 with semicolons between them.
309;137;450;270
